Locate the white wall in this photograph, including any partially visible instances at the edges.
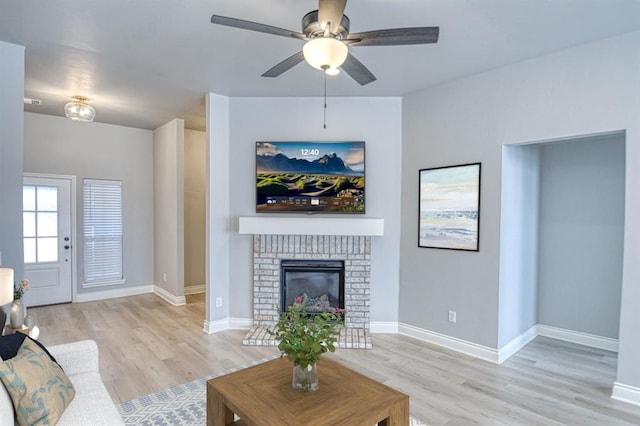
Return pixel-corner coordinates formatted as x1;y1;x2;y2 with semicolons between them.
153;119;185;298
401;30;640;391
537;134;625;339
0;41;25;280
24;112;153;292
226;97;402;325
184;129;206;291
498;144;540;347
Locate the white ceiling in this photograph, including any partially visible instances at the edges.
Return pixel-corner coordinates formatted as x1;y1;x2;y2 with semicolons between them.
2;0;640;131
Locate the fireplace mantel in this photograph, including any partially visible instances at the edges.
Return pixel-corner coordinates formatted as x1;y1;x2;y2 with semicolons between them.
238;216;384;236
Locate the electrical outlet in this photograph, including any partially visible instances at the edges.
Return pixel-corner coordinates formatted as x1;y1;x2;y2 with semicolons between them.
216;297;223;307
163;273;167;281
448;310;457;323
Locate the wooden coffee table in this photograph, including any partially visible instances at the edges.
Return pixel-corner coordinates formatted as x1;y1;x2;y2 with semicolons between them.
206;357;409;425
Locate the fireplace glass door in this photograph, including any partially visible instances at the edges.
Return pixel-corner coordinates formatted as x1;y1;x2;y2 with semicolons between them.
280;260;345;314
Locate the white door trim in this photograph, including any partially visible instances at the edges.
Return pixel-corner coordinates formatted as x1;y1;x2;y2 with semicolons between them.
23;173;78;303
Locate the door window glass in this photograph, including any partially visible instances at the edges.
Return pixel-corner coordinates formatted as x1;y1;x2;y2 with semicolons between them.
23;185;59;263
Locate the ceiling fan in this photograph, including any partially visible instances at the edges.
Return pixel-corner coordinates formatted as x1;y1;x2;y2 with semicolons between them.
211;0;439;85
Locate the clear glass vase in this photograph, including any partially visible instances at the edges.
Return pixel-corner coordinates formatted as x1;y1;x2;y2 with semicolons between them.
10;299;25;329
292;363;318;392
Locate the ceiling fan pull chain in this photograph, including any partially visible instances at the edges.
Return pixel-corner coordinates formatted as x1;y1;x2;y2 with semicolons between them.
323;66;328;129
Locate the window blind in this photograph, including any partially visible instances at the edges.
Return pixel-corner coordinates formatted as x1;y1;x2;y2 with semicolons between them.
83;179;123;285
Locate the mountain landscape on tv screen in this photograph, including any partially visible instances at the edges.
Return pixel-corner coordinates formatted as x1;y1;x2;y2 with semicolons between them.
256;149;365;213
256;152;360;175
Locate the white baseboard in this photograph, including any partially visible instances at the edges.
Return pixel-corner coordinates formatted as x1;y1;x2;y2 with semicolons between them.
203;318;228;334
498;325;538;364
152;286;186;307
203;317;252;334
184;285;205;295
229;317;253;329
398;322;500;364
371;321;399;334
537;324;618;352
75;285;153;303
612;382;640;407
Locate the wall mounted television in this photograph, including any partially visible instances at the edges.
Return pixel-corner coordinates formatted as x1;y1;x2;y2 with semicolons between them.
256;141;365;214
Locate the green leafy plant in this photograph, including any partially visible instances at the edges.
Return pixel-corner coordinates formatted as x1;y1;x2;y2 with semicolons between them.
269;297;344;369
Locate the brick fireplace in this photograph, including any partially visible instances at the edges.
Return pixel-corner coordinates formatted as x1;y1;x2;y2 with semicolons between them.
243;234;373;349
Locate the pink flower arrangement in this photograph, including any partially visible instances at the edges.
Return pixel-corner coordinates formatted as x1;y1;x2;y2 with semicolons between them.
14;279;29;300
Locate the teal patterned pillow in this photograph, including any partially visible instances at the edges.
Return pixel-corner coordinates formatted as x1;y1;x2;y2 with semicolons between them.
0;338;75;425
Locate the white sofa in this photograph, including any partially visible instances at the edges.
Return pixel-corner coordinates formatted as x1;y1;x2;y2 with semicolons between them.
0;339;124;425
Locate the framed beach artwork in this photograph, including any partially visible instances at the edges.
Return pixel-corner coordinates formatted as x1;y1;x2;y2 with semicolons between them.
418;163;481;251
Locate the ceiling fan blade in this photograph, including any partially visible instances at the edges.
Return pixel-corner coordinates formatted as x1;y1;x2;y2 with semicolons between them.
340;53;376;86
318;0;347;33
347;27;439;46
211;15;306;40
262;51;306;78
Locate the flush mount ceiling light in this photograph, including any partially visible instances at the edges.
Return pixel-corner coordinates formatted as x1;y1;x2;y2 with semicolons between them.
64;96;96;122
302;37;348;75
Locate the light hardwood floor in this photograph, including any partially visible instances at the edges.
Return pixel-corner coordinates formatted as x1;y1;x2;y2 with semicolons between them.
30;293;640;425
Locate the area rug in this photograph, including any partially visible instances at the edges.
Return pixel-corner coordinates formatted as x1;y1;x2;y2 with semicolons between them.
118;355;428;425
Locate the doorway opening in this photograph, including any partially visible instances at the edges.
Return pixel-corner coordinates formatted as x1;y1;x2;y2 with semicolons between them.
499;131;625;356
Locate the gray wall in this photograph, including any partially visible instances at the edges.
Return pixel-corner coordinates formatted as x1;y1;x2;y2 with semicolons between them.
153;119;185;297
0;41;24;280
184;129;206;291
206;94;231;322
498;144;540;347
225;97;403;324
537;134;625;339
23;112;154;292
400;29;640;390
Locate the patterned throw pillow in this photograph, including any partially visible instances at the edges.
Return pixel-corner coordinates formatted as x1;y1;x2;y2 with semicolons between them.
0;333;59;365
0;338;76;425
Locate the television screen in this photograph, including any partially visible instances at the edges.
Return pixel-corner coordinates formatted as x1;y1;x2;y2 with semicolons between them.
256;141;365;213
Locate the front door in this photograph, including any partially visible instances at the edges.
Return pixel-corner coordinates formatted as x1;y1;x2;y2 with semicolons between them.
23;175;74;306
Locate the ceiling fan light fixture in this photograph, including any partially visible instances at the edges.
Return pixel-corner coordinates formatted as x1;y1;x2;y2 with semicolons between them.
303;37;348;71
325;67;340;76
64;96;96;122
